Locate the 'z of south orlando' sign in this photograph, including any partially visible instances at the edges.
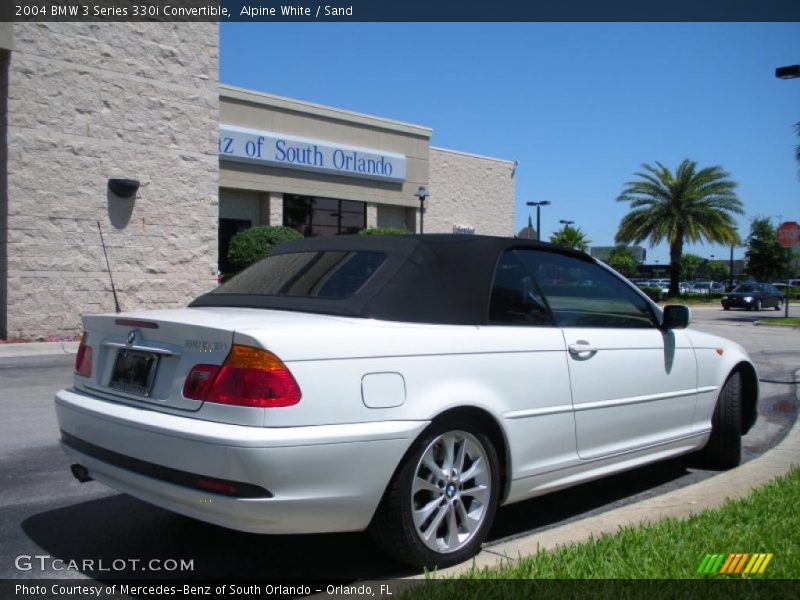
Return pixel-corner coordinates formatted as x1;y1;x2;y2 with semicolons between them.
219;125;406;183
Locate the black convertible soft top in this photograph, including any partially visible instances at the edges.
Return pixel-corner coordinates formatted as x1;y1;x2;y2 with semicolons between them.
190;234;596;325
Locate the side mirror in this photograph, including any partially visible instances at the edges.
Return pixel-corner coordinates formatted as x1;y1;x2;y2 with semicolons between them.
662;304;691;330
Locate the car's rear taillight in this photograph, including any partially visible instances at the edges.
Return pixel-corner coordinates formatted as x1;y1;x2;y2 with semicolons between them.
183;345;301;408
75;333;93;378
182;364;220;400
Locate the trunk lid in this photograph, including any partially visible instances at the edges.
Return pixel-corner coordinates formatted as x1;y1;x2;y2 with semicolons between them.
77;307;272;411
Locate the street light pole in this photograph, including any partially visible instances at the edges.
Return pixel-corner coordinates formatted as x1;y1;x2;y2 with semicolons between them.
526;201;551;241
729;244;734;289
415;186;429;234
775;64;799;318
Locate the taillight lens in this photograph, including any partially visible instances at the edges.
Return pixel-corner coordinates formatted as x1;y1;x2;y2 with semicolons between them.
183;345;301;408
75;333;93;378
182;364;220;400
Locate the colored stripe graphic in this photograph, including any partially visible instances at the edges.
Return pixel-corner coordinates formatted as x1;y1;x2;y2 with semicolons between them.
698;552;773;575
696;554;712;573
744;554;759;574
758;554;773;574
719;554;736;574
711;554;725;573
734;553;750;573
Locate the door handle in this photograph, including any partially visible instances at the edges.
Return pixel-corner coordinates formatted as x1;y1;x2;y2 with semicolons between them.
568;341;598;356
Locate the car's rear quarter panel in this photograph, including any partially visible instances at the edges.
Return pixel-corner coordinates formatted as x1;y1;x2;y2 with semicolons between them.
238;320;575;481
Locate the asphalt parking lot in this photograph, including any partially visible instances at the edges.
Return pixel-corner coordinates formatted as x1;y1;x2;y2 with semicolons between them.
1;305;797;581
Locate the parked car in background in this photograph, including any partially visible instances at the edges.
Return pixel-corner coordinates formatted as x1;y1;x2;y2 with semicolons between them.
55;235;759;568
692;281;725;295
721;283;783;311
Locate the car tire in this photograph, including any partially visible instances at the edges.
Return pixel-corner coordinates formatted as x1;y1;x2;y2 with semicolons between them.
369;420;501;569
699;371;742;470
722;304;730;311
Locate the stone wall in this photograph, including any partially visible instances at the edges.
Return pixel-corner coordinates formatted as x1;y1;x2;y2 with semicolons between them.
428;147;515;237
2;23;219;338
0;51;8;336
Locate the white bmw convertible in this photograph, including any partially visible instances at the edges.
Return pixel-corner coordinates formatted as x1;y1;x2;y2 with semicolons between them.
56;235;758;568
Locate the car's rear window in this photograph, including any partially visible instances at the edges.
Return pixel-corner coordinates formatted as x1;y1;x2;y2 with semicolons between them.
211;251;387;299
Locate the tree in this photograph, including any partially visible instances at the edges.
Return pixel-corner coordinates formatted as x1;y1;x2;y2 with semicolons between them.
606;245;639;277
615;159;743;297
549;224;591;252
680;253;704;281
705;261;729;282
745;217;793;281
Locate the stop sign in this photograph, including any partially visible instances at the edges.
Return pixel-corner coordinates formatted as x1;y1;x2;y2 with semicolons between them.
776;221;800;249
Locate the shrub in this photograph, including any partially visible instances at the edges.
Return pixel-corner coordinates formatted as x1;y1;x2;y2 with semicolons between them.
358;227;412;236
227;226;303;270
640;286;663;303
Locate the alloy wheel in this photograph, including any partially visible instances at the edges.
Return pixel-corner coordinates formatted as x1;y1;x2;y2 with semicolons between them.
410;430;492;554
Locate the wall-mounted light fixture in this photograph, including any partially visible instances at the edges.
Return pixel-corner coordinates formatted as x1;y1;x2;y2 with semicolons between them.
108;178;140;198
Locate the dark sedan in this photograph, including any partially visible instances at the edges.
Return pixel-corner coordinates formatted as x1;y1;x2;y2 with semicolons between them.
721;283;784;311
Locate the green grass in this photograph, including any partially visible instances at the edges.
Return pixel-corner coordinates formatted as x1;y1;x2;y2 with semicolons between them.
756;317;800;327
398;468;800;597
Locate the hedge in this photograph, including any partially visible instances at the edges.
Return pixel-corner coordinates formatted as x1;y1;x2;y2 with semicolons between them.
227;225;303;270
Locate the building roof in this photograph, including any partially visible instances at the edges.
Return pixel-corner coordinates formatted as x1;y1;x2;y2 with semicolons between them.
220;84;432;138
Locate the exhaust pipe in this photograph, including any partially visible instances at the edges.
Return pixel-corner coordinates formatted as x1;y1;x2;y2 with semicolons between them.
70;464;93;483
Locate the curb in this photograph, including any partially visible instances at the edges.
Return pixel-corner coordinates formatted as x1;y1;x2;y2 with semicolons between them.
754;321;800;329
415;369;800;579
0;341;79;359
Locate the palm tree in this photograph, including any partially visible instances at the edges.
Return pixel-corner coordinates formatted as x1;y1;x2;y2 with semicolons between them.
615;160;742;297
549;224;591;252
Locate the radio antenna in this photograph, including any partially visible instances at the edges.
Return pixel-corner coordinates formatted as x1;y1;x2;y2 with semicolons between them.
97;221;121;313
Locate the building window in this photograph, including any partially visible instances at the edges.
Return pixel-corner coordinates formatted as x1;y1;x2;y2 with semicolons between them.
283;195;366;237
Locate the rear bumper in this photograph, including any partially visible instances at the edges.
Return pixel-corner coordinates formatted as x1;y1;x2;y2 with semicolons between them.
55;388;427;534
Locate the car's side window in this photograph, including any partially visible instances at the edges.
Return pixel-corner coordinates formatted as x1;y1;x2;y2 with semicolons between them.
489;251;553;326
516;250;657;329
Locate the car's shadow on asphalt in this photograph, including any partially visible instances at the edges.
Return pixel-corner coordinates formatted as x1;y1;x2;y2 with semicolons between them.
713;314;762;323
21;458;699;582
21;494;412;580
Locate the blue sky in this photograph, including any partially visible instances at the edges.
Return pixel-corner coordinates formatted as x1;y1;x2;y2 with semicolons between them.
220;23;800;264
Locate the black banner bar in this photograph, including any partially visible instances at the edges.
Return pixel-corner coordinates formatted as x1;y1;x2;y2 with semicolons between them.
2;579;800;600
3;0;800;23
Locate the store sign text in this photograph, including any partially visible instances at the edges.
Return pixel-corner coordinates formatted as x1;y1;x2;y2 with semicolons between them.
219;125;406;183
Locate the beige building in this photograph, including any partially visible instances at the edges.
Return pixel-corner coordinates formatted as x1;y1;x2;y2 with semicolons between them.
216;86;515;273
0;24;515;340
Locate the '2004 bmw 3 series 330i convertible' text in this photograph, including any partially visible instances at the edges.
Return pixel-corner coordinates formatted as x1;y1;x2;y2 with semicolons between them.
56;235;758;568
